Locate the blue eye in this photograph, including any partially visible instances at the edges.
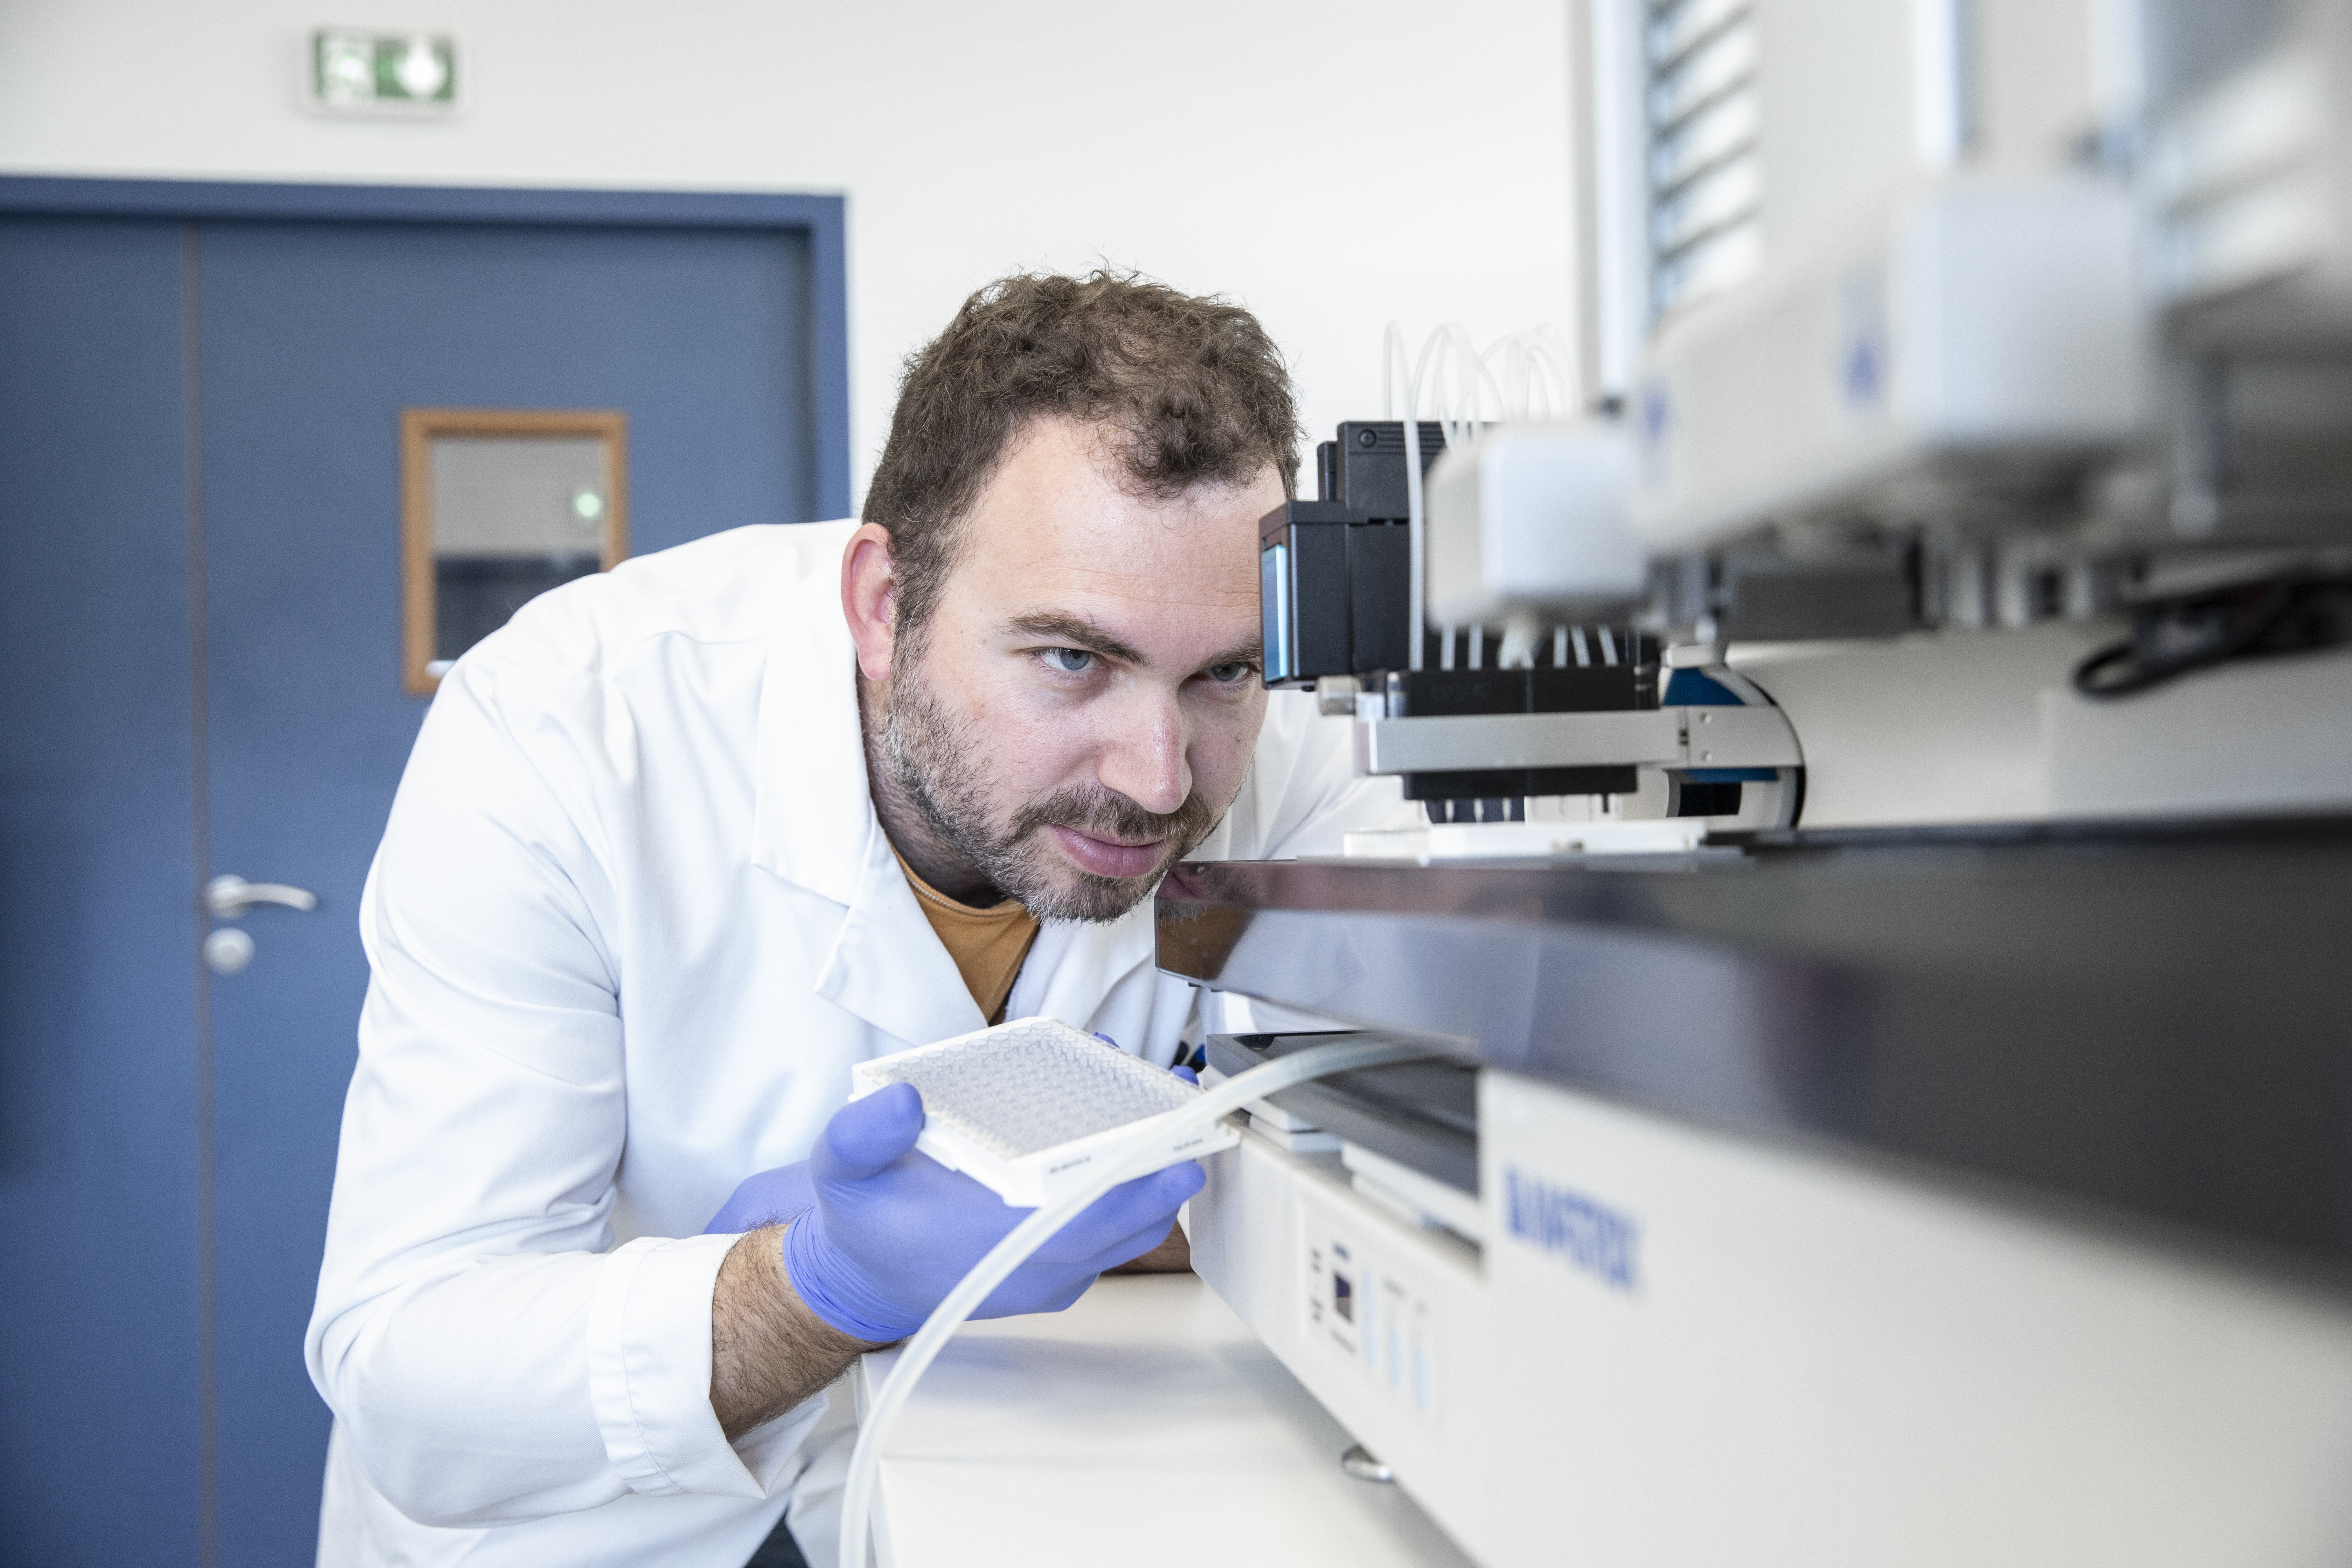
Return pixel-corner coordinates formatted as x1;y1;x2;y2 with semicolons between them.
1042;648;1095;674
1205;662;1253;684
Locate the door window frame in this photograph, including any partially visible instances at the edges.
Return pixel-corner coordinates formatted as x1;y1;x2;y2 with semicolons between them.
401;407;630;694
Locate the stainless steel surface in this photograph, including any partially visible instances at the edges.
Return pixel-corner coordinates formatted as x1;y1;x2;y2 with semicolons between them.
1350;704;1799;774
205;873;319;918
1156;818;2352;1267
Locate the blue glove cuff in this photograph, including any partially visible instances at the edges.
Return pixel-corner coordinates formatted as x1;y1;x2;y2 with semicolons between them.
782;1209;923;1344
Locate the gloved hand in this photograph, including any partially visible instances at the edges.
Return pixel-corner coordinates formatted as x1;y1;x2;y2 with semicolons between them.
703;1161;816;1236
776;1082;1204;1343
698;1076;1194;1237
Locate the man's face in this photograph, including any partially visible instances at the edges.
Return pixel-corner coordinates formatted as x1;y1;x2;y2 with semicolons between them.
879;419;1279;922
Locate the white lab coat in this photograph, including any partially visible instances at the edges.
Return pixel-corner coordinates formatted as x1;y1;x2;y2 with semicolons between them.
303;519;1400;1567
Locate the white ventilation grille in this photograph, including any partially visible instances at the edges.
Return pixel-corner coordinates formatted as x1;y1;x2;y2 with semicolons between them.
1647;0;1763;318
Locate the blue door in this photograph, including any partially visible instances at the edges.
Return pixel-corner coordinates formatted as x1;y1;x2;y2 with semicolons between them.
0;183;847;1567
0;212;209;1568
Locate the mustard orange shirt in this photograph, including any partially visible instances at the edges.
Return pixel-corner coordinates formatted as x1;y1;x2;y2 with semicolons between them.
893;847;1041;1024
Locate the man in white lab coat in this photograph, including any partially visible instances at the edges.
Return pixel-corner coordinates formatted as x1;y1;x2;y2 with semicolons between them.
304;272;1399;1566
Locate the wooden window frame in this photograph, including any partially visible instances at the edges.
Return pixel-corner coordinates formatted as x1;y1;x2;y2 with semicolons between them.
399;407;628;695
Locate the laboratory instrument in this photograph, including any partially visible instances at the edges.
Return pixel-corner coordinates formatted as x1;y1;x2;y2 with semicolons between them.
1173;2;2352;1564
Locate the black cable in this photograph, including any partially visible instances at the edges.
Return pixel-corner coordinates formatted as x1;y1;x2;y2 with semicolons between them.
2071;577;2349;699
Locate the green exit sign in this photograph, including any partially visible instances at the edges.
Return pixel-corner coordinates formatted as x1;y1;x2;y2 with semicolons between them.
307;29;459;114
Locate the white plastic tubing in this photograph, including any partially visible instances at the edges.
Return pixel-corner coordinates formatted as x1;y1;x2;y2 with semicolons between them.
835;1032;1429;1568
1384;323;1580;672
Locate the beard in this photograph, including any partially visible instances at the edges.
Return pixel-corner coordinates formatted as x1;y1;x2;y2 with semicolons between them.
878;661;1225;924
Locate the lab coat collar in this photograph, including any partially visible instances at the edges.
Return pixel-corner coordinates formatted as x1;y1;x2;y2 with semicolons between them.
739;543;972;1047
819;824;990;1049
1004;905;1157;1031
748;552;872;908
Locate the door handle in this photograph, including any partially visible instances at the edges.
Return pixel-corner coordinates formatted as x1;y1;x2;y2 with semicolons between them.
206;874;319;918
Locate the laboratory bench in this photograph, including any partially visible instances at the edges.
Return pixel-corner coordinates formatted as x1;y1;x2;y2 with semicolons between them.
854;1272;1470;1568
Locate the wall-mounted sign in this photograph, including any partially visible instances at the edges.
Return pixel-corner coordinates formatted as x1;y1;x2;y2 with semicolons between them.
305;29;459;115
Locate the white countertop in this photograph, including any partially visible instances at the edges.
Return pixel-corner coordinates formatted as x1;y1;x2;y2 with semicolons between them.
854;1273;1474;1568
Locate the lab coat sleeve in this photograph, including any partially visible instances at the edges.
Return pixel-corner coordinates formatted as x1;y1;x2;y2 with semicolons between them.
304;645;778;1528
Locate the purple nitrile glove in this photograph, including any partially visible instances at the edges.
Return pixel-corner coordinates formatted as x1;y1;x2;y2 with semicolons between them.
703;1161;816;1236
778;1082;1204;1343
700;1063;1192;1237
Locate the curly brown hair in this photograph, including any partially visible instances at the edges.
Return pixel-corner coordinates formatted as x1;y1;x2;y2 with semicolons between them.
862;270;1301;646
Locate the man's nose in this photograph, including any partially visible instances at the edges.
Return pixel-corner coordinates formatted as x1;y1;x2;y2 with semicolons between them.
1095;685;1190;817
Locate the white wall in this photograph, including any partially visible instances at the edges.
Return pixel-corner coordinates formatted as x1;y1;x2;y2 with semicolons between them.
0;0;1580;511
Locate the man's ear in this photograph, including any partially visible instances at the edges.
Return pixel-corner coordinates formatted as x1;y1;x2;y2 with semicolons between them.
840;523;899;683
